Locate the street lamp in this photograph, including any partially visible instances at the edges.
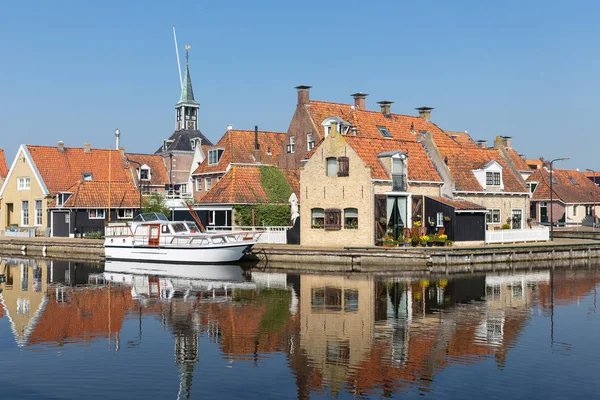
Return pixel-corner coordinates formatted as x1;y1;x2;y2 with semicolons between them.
586;168;597;232
549;157;569;241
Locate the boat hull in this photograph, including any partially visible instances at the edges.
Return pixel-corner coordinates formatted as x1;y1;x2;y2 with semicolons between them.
104;242;255;264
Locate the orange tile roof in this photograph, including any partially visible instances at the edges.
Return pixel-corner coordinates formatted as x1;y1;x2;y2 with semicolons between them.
62;181;141;208
344;136;442;181
0;149;7;179
437;145;527;192
504;148;531;171
526;159;543;170
27;145;132;194
427;196;486;210
306;101;457;147
125;153;169;186
582;171;599;178
445;131;478;147
528;168;600;203
192;129;286;175
198;165;299;204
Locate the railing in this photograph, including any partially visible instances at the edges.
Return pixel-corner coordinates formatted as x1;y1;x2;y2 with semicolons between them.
205;226;290;244
485;227;549;244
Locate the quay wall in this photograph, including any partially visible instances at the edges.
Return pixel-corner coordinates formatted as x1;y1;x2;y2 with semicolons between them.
0;237;104;262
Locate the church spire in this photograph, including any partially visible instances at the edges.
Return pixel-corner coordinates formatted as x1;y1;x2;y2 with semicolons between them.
178;45;198;106
175;45;199;131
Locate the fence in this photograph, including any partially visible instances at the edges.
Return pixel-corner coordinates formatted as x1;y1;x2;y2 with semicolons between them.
205;226;290;244
485;227;549;244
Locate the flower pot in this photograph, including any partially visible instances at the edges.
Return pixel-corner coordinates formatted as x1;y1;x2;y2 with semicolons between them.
404;242;411;247
427;242;433;247
420;241;427;247
411;242;418;247
383;243;395;248
437;241;445;247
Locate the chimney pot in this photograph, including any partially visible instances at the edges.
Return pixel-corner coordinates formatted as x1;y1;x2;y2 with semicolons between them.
83;142;91;152
377;100;394;116
57;141;65;152
501;136;513;149
416;106;434;122
254;125;259;150
295;85;312;106
115;128;121;149
351;92;368;110
226;124;233;131
476;140;487;149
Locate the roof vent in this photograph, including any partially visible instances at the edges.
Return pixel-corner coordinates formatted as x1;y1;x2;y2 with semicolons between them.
83;142;91;153
226;124;233;131
57;141;65;152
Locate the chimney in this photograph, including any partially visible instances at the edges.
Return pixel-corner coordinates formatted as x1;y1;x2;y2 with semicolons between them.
377;100;394;116
501;136;513;149
351;92;368;110
476;140;487;149
254;125;260;150
226;124;233;131
115;128;121;149
57;141;65;152
83;142;91;153
416;106;434;122
295;85;312;106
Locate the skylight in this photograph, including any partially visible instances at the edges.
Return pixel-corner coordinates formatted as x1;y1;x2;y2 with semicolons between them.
569;177;579;185
377;126;392;138
82;172;93;181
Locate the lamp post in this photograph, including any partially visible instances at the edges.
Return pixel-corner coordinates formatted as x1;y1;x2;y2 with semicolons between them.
586;168;597;232
126;158;143;216
549;157;569;241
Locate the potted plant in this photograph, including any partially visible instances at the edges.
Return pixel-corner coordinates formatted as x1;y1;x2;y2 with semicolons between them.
312;220;324;229
411;235;419;247
420;235;429;247
437;234;448;246
443;216;451;223
413;220;422;228
382;237;398;248
446;240;453;247
427;234;435;247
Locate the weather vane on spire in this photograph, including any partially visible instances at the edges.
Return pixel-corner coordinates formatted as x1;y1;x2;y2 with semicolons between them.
185;45;191;65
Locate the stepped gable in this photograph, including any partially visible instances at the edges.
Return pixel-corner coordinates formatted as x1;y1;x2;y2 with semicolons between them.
125;153;169;185
436;145;527;192
198;165;299;204
27;145;131;194
192;129;286;175
528;168;600;203
61;181;140;208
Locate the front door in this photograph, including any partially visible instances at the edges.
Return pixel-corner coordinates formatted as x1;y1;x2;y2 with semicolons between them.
52;211;70;237
148;224;160;246
5;203;13;227
540;202;548;223
512;209;523;229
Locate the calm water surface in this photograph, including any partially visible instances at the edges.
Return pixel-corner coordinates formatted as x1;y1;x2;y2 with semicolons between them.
0;257;599;399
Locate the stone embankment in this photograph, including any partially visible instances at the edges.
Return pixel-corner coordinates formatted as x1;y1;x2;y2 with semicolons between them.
0;237;104;261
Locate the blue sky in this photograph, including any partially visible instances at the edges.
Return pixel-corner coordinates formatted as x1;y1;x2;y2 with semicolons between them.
1;0;598;170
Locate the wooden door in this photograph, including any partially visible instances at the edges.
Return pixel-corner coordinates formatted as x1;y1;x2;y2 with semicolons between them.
374;194;387;246
148;224;160;246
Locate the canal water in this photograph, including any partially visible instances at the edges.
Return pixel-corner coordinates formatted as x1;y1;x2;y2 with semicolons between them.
0;257;599;399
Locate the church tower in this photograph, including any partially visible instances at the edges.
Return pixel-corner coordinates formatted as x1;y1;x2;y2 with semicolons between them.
175;46;200;131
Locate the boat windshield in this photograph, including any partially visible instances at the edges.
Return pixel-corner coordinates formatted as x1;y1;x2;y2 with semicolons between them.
184;222;200;233
171;223;188;233
133;213;169;222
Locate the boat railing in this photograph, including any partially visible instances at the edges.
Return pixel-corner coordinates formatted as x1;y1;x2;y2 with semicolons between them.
128;230;261;247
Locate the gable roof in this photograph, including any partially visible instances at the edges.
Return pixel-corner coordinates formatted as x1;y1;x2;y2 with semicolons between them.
444;131;478;147
192;129;286;175
198;165;299;204
0;149;7;179
504;148;531;172
427;196;487;211
27;145;132;194
155;129;214;153
528;168;600;203
125;153;169;186
437;145;527;192
61;181;140;208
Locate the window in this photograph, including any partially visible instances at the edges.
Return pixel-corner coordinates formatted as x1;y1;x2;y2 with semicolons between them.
337;157;349;177
529;182;538;193
586;205;594;216
56;193;71;207
205;177;212;191
486;171;501;186
17;177;31;190
65;213;70;224
486;209;501;224
82;172;93;181
512;209;523;229
324;208;341;230
307;133;315;150
89;209;106;219
21;200;29;226
139;168;150;180
208;149;224;165
117;209;134;219
195;178;202;191
311;208;324;228
35;200;42;226
377;126;391;138
436;212;444;227
190;139;196;150
392;156;407;192
569;177;579;185
326;157;337;176
573;205;578;216
289;136;295;154
344;208;358;229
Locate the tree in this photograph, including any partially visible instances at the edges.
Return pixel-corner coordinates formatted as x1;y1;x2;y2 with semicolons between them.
142;193;170;216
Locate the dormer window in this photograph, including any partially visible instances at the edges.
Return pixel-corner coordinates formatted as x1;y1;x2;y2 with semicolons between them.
322;116;350;137
139;165;151;181
82;172;93;181
486;171;501;186
377;126;392;138
190;139;196;150
56;192;72;207
208;149;224;165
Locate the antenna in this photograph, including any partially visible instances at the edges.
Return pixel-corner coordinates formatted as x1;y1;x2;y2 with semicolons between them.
172;26;183;89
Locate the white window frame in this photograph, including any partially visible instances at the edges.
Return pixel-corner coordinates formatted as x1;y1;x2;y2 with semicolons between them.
326;157;337;177
573;205;578;217
307;133;314;151
205;177;212;191
195;177;202;191
436;212;444;227
17;177;31;191
21;200;29;226
289;136;295;154
486;171;501;186
89;209;106;219
35;199;43;226
208;149;224;165
486;209;501;224
208;210;216;226
511;209;523;229
117;209;134;219
139;167;151;181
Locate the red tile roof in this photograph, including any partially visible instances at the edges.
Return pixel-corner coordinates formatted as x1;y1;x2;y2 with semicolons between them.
526;159;543;170
437;145;527;192
0;149;7;179
198;165;299;204
504;148;531;171
27;145;132;194
125;153;169;186
192;129;286;175
445;131;478;147
528;168;600;203
344;136;442;181
62;181;141;208
427;196;487;210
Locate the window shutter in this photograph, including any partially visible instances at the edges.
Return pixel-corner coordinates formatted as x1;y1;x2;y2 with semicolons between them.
337;156;349;177
324;208;341;230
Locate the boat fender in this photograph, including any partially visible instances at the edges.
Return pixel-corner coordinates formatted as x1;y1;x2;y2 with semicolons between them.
21;245;26;255
42;245;47;257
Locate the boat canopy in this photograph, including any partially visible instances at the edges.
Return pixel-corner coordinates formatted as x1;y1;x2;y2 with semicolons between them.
133;212;169;222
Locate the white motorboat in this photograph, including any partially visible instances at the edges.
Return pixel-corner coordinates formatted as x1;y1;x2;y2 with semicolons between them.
104;213;261;264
